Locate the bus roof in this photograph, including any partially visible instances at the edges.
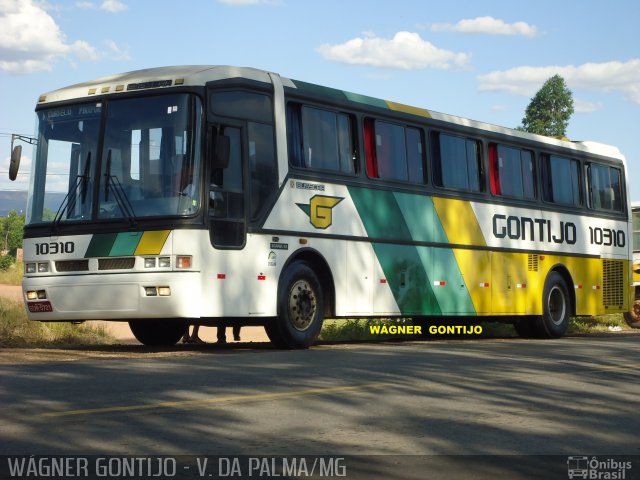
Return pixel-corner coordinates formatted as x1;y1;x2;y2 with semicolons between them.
37;64;625;162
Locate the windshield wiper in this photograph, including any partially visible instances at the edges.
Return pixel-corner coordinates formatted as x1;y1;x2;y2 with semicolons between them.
103;149;137;227
52;151;92;231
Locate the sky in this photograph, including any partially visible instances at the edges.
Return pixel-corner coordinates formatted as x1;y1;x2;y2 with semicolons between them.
1;0;639;200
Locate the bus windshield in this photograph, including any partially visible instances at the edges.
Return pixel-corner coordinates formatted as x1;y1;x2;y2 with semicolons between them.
26;93;202;225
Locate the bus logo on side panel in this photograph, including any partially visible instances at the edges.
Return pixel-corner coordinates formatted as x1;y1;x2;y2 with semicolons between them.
296;195;343;229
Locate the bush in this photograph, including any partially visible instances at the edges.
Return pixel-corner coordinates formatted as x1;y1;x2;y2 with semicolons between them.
0;255;14;271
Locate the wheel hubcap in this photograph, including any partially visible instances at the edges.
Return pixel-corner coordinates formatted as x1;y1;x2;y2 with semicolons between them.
288;279;316;331
548;286;566;326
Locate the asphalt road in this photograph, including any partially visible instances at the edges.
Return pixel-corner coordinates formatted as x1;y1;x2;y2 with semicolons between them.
1;334;639;461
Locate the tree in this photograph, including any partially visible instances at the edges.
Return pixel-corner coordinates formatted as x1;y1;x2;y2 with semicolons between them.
0;210;25;257
519;74;574;138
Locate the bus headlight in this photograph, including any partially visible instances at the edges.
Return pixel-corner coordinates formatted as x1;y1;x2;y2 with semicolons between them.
25;263;36;274
157;286;171;296
37;263;49;273
144;258;156;268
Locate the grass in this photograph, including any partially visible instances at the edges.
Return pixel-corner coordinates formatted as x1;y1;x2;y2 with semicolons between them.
319;315;634;342
0;297;114;347
0;261;23;286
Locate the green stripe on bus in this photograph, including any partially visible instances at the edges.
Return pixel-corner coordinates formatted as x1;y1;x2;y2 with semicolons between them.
348;187;413;241
393;192;448;243
110;232;144;256
84;233;118;258
373;243;441;315
349;187;476;315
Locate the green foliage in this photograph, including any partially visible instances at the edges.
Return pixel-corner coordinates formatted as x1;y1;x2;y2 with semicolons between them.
0;255;14;271
519;74;574;137
0;210;25;256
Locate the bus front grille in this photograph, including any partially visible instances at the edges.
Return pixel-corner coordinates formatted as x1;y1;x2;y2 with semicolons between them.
55;260;90;272
98;257;136;270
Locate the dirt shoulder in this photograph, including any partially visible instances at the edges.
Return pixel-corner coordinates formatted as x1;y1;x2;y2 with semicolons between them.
0;284;22;302
0;283;269;344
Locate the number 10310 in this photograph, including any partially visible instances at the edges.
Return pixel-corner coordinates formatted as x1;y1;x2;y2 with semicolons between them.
35;241;75;255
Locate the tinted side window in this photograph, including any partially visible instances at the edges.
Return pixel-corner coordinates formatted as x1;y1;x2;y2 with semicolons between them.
588;163;623;212
374;121;408;181
210;91;273;123
406;127;425;183
432;132;481;191
541;154;581;206
490;144;535;199
248;122;276;219
288;105;355;174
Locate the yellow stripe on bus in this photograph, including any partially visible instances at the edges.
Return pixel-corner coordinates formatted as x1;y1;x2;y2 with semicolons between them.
134;230;171;255
432;197;486;247
385;101;432;118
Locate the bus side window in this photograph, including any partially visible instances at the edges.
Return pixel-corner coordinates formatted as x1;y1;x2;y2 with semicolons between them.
587;162;623;212
541;154;581;206
289;104;355;175
365;119;425;184
489;143;535;200
248;121;277;220
432;131;482;192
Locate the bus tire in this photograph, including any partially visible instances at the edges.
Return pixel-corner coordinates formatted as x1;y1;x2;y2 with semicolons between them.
129;319;188;346
535;272;570;338
270;261;324;349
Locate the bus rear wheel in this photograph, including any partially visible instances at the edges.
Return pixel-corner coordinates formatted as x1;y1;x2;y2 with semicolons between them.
535;272;570;338
129;319;188;346
267;261;324;349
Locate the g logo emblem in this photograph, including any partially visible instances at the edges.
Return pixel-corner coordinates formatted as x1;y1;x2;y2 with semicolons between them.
297;195;343;229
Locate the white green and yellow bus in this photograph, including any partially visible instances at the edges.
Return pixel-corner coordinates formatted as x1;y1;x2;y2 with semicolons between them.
625;202;640;327
9;65;633;347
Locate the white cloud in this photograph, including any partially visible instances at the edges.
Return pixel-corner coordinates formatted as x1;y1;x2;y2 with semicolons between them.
574;98;602;113
71;40;99;61
104;40;130;61
432;16;538;37
477;60;640;104
0;0;71;73
317;32;470;70
100;0;127;13
76;1;128;12
0;0;131;74
0;0;98;73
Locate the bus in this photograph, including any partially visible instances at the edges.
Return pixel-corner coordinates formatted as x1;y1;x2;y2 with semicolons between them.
625;202;640;327
9;65;633;347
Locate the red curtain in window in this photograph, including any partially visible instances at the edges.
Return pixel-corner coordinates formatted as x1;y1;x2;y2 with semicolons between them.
364;118;378;178
489;143;501;195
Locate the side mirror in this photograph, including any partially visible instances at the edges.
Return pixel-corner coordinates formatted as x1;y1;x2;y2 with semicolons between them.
9;145;22;181
213;134;230;169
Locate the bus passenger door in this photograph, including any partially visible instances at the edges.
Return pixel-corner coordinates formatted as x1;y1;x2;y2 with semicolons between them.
208;125;246;248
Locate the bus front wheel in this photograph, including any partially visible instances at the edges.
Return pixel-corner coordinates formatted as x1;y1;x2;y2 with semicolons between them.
129;319;188;346
267;262;324;349
535;272;570;338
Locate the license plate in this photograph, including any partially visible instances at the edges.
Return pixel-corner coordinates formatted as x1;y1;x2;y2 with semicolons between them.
27;301;53;313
